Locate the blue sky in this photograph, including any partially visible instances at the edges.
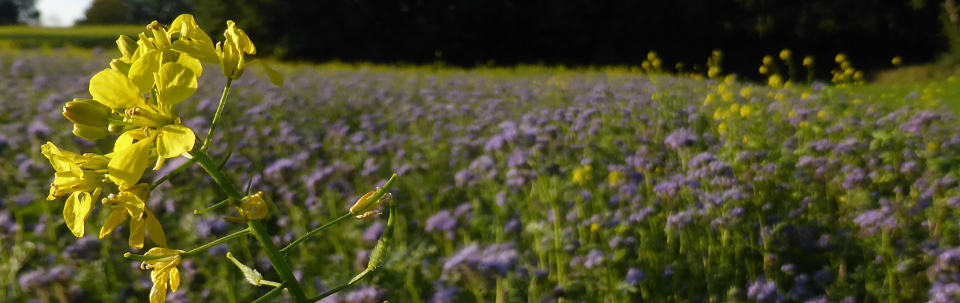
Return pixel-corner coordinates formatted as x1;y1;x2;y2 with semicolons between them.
37;0;93;27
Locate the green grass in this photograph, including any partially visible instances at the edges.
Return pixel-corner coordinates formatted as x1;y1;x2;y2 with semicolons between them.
0;25;144;48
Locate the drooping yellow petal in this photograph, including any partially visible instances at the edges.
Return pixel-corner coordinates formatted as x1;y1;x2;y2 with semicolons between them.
108;133;155;187
41;142;75;172
89;68;143;110
169;267;180;292
63;192;85;237
129;212;146;249
149;272;168;303
156;62;197;107
99;207;128;239
156;125;195;160
129;50;161;95
145;209;167;247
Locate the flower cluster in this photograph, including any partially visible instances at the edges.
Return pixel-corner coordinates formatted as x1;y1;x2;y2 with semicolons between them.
40;14;272;303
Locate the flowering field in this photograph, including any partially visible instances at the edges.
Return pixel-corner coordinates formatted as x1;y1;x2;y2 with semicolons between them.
4;43;960;303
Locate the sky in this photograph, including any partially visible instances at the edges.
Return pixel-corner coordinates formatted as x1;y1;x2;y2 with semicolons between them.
36;0;94;27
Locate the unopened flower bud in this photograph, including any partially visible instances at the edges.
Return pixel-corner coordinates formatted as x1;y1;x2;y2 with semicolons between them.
350;174;398;219
63;99;110;128
72;124;109;141
239;191;268;220
116;35;137;62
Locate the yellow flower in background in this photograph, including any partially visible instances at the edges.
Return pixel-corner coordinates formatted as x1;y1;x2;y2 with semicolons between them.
891;56;903;66
100;184;167;249
762;55;773;66
739;105;754;117
740;87;752;99
835;53;847;63
572;165;592;185
768;74;783;88
779;49;791;61
139;247;184;303
802;56;814;67
608;170;623;187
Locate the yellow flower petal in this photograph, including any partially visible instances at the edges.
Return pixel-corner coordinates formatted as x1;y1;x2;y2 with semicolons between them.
129;213;146;249
145;209;167;247
149;272;168;303
156;125;195;159
169;267;180;293
156;62;197;107
177;53;203;77
108;133;155;187
89;69;143;110
99;207;128;239
63;192;91;237
129;50;161;95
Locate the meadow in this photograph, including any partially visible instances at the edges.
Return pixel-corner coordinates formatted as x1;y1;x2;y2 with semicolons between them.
4;43;960;303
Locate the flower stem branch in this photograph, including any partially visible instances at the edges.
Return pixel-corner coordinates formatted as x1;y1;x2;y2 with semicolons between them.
182;228;251;257
280;213;352;254
193;198;232;215
251;282;288;303
190;148;309;303
201;78;233;151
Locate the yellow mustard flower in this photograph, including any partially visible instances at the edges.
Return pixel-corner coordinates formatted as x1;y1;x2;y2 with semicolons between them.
891;56;903;66
41;142;110;237
608;170;623;187
88;60;198;187
779;49;791;61
802;56;814;67
572;165;592;185
100;184;167;249
217;20;256;79
139;247;184;303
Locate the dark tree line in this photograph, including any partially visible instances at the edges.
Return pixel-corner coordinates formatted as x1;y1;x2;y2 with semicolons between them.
80;0;948;76
0;0;38;25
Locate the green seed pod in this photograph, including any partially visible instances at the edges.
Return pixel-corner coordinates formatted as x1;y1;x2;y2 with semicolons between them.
365;203;395;271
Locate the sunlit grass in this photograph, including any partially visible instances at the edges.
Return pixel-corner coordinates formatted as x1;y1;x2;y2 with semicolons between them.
0;25;143;48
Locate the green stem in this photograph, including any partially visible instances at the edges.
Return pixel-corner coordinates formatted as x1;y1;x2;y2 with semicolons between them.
151;158;197;189
251;282;288;303
190;149;309;303
183;228;251;257
309;269;374;302
281;213;352;253
194;198;232;215
202;78;233;151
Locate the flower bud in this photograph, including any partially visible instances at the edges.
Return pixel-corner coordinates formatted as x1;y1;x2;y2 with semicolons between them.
239;191;268;220
116;35;137;62
63;99;110;128
73;124;109;141
350;174;398;219
218;20;256;79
